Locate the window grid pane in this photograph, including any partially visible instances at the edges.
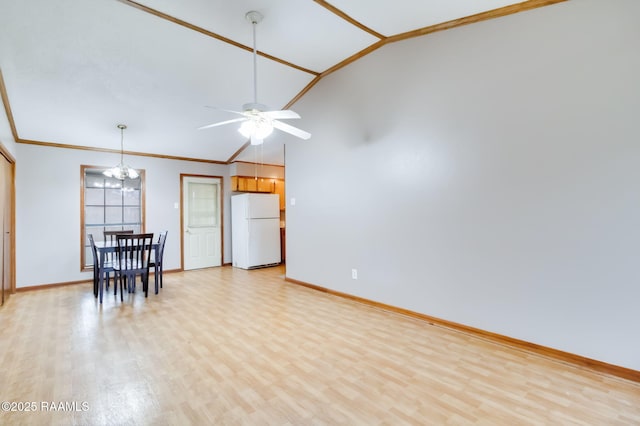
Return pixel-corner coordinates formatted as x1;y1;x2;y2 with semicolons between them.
83;169;144;268
188;182;218;228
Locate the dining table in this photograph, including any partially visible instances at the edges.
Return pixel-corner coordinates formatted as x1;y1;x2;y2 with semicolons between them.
94;239;159;303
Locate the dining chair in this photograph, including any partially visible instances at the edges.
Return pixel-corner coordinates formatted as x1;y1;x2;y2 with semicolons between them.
89;234;114;298
149;231;168;294
104;229;134;242
114;233;154;300
104;230;134;264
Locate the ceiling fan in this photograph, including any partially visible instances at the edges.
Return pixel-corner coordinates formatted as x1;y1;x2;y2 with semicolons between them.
198;10;311;145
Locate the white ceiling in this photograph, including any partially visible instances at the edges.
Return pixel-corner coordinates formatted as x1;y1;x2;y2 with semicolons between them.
0;0;556;165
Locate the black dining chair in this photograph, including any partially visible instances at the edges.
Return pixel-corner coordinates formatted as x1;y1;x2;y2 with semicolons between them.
149;231;168;294
113;233;154;300
103;230;134;265
104;229;134;242
89;234;115;298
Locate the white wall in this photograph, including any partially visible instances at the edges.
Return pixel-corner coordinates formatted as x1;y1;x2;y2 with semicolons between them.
15;143;232;287
285;0;640;370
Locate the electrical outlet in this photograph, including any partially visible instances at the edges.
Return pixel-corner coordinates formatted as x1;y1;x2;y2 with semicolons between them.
351;269;358;280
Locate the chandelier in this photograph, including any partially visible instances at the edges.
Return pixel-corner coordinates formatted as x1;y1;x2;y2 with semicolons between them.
103;124;139;180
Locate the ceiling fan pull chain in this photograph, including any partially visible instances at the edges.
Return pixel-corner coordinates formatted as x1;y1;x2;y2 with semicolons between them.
254;145;258;180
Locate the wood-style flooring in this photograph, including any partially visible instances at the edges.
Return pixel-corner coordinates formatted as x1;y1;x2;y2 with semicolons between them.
0;266;638;425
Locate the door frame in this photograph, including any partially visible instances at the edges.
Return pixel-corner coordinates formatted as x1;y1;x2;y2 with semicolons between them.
179;174;224;270
0;142;16;302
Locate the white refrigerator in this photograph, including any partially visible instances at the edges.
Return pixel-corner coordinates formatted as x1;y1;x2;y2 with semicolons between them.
231;193;281;269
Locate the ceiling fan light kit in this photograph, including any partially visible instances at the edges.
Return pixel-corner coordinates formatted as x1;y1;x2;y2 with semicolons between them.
239;116;274;145
199;11;310;145
103;124;139;180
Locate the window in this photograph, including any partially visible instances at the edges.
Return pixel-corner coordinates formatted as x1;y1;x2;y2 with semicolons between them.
81;165;145;270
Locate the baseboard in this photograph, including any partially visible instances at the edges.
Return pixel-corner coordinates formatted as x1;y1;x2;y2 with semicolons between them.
16;268;184;293
285;277;640;383
16;279;91;292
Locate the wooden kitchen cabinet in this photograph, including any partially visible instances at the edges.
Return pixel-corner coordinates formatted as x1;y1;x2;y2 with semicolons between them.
231;175;285;210
273;179;285;211
231;176;274;193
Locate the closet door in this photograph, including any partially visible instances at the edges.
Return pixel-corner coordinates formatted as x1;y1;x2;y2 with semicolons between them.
0;154;12;305
0;156;4;305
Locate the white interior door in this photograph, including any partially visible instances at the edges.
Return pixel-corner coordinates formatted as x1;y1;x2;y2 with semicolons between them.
182;176;221;270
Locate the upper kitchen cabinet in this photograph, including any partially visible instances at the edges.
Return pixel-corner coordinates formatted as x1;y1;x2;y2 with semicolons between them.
231;176;274;193
274;179;285;211
231;175;286;211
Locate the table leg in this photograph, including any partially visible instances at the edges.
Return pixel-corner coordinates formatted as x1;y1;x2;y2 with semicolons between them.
154;245;159;295
98;251;105;304
93;265;98;297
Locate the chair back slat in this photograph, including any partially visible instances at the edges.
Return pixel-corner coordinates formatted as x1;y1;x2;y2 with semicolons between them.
88;234;97;262
116;233;154;272
104;229;134;244
157;231;168;259
149;231;168;293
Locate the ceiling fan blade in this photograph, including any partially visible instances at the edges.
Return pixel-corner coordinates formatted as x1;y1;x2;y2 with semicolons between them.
262;110;301;120
272;120;311;140
198;117;247;130
204;106;246;116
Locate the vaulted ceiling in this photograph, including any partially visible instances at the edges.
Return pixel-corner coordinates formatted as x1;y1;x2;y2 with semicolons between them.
0;0;563;165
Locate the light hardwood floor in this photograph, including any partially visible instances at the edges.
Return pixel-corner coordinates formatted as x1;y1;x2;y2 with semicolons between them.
0;266;638;425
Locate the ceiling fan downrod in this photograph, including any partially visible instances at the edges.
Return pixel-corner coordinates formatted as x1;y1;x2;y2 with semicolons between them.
245;11;263;106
